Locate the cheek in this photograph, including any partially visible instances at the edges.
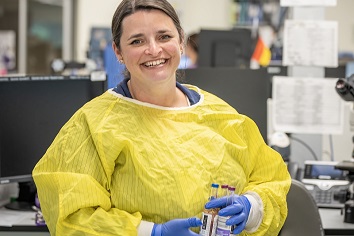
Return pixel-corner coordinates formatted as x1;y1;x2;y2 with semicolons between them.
123;49;143;65
165;41;182;56
167;45;182;62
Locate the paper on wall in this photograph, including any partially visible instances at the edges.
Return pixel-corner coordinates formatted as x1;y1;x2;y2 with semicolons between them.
280;0;336;7
282;20;338;68
272;76;344;134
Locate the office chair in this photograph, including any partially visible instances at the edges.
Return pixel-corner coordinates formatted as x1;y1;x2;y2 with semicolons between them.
279;179;325;236
286;161;300;180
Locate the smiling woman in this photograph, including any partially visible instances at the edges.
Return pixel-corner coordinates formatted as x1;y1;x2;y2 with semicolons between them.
111;9;185;107
32;0;291;236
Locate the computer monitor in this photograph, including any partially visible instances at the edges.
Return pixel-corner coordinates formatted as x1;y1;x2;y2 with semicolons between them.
197;28;254;68
181;67;269;143
0;75;107;210
325;65;346;79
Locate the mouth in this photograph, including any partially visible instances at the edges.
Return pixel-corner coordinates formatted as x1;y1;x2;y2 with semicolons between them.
143;59;167;68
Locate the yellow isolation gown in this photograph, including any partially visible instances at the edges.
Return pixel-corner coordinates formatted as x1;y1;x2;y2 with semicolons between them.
32;85;291;236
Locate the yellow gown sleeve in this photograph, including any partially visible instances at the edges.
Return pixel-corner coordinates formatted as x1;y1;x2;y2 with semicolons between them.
241;116;291;235
32;109;142;236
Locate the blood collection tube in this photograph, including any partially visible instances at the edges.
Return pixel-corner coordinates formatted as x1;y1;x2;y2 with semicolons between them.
216;186;236;236
227;186;236;205
200;183;219;236
210;183;219;200
220;184;229;198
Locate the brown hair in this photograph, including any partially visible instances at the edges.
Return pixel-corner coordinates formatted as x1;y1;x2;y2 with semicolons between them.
187;33;199;53
112;0;184;51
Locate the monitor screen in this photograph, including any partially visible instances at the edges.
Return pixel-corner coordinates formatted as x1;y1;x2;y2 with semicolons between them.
198;29;254;68
303;161;347;181
0;75;107;185
182;67;269;143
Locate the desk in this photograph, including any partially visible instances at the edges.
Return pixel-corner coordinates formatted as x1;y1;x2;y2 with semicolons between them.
0;208;49;236
320;208;354;235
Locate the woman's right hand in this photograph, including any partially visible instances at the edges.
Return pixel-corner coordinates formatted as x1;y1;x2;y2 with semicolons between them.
151;217;202;236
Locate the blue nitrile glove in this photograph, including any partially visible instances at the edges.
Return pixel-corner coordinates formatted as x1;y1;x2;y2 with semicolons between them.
151;217;202;236
205;195;251;234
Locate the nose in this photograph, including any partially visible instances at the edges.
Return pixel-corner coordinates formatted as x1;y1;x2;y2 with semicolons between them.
145;40;162;56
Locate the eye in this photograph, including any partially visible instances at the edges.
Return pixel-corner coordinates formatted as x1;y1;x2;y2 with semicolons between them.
160;34;172;41
130;39;143;45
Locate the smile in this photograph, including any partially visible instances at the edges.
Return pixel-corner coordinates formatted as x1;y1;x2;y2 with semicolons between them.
143;59;167;67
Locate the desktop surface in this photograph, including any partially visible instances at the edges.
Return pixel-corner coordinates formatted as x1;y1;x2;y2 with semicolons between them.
0;207;49;234
319;208;354;235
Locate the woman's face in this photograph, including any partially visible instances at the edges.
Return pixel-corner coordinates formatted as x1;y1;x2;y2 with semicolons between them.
114;9;183;85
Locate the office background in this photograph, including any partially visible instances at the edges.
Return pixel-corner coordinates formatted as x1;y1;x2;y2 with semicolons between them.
75;0;354;60
1;0;353;69
3;0;353;70
1;1;354;234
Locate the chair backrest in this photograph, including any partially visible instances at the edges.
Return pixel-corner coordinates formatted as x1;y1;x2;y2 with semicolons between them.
286;161;300;180
279;179;325;236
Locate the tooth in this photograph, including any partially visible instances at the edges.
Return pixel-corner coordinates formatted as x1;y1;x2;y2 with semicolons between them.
145;59;165;67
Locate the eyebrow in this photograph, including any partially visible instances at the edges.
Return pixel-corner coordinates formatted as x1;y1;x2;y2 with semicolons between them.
127;30;173;41
127;33;144;41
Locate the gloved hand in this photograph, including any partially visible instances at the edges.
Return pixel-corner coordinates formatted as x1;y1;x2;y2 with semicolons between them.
205;195;251;234
151;217;202;236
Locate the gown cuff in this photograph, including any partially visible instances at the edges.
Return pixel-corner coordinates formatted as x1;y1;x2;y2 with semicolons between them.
138;220;155;236
244;192;264;233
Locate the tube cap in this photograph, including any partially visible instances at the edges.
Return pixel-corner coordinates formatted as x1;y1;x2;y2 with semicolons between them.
221;184;228;189
228;186;235;191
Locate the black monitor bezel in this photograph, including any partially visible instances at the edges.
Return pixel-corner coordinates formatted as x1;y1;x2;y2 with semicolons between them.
197;28;254;68
0;75;107;185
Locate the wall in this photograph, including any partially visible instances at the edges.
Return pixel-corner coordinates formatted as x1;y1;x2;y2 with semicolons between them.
325;0;354;53
75;0;232;61
75;0;118;61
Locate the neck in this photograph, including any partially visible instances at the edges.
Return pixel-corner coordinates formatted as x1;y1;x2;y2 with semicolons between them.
127;80;188;107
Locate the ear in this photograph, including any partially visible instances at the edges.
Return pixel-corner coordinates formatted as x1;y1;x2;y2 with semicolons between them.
112;42;123;61
179;41;185;55
180;32;185;54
